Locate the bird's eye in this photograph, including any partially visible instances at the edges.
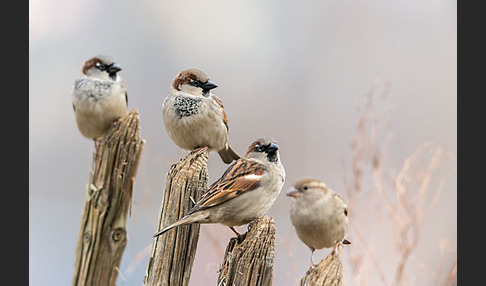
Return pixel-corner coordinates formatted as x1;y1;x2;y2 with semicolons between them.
96;62;106;70
190;79;202;87
256;145;265;152
303;186;309;190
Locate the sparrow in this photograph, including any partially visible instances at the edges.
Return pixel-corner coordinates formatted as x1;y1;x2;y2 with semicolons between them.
286;177;351;268
162;68;240;164
71;55;128;145
153;137;286;237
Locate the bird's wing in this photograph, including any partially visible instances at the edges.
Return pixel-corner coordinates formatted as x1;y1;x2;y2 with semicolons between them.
188;159;266;213
121;81;128;105
212;95;229;131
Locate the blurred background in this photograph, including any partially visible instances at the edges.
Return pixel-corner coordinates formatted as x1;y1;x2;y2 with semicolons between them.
29;0;456;285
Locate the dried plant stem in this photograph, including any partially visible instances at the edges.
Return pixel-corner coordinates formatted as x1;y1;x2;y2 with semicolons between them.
72;108;145;286
391;142;453;285
345;77;456;285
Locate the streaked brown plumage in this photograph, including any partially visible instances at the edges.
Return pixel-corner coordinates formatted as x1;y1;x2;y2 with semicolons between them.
154;137;285;237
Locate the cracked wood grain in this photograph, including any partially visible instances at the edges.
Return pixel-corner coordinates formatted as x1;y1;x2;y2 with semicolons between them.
144;148;209;286
72;108;145;286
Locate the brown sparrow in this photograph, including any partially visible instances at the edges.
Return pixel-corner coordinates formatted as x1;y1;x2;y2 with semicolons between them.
162;68;240;164
153;137;286;237
287;177;351;268
71;55;127;143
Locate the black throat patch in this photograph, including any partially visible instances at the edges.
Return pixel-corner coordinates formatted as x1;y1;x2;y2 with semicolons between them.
174;96;202;119
267;151;279;163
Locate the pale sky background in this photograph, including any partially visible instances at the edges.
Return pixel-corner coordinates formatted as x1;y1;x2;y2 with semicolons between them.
29;1;456;285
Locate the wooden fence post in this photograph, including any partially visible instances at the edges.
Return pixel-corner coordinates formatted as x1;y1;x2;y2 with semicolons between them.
72;108;145;286
299;250;344;286
144;148;209;286
217;216;276;286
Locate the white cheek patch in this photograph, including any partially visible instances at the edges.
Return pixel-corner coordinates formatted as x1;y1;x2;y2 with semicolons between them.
243;174;263;181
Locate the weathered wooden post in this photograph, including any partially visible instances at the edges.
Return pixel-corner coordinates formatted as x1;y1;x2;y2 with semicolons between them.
217;216;276;286
144;148;209;286
72;108;145;286
300;250;344;286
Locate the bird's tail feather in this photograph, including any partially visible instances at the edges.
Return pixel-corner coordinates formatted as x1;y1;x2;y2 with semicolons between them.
218;144;241;164
153;215;197;237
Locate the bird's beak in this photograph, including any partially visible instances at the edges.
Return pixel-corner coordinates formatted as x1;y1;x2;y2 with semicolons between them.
108;63;122;73
286;186;299;198
267;142;279;153
201;80;218;91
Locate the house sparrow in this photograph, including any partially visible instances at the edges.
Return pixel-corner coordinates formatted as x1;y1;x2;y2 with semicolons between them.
287;178;351;268
71;55;127;144
153;137;286;237
162;68;240;164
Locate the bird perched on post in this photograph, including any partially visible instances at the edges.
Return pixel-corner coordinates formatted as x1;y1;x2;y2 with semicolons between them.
153;137;285;237
162;68;240;164
287;177;351;269
71;55;128;147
